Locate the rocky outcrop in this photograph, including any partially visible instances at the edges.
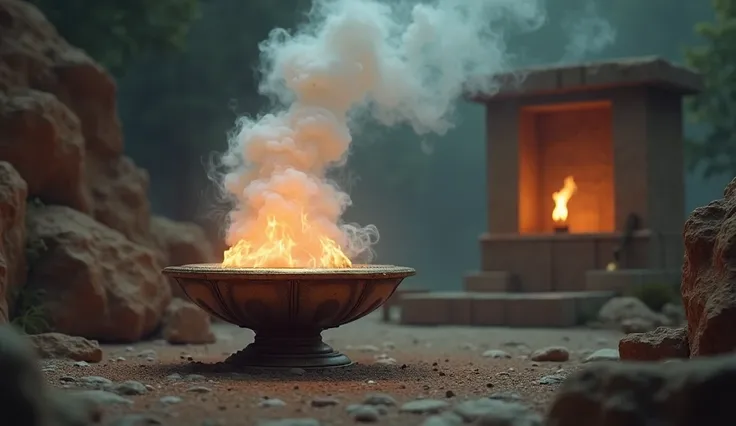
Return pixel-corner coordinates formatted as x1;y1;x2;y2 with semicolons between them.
162;299;216;345
547;352;736;426
25;205;171;342
0;162;27;323
151;216;216;297
0;90;91;212
682;177;736;356
619;326;689;361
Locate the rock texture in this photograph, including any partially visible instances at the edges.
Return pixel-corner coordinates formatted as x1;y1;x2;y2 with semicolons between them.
598;296;668;333
162;299;216;345
28;332;103;363
151;215;216;297
619;326;689;361
548;353;736;426
682;177;736;356
25;205;171;342
0;161;27;322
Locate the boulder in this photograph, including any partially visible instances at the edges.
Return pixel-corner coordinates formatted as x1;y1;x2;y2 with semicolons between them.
682;177;736;356
0;0;122;158
86;156;151;245
598;296;668;333
619;326;689;361
547;352;736;426
150;216;216;297
25;205;171;342
0;89;91;212
0;162;27;323
162;299;216;345
28;332;103;363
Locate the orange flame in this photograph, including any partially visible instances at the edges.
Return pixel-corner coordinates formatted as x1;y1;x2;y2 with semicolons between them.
552;176;577;224
222;211;352;268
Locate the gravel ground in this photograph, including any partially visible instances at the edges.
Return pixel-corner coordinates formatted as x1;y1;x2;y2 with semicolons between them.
41;313;624;425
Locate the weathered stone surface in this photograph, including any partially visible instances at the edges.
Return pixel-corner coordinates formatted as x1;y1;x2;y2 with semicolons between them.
547;353;736;426
25;205;171;342
0;89;91;212
150;216;216;297
0;0;122;158
28;332;103;363
0;162;27;323
682;177;736;356
598;297;667;333
162;299;215;345
86;155;151;245
619;326;689;361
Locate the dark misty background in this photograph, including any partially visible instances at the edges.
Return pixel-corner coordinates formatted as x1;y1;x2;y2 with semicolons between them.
28;0;729;290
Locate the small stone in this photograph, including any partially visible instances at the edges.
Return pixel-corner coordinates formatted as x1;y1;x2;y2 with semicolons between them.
184;374;205;381
350;405;380;423
530;346;570;362
137;349;157;358
539;374;566;385
421;413;464;426
619;326;689;361
73;361;90;367
72;390;134;406
584;348;620;363
186;386;212;394
453;398;542;425
489;392;523;402
159;396;183;405
166;373;182;381
257;419;321;426
162;299;216;345
259;398;286;408
481;349;511;359
400;399;449;414
363;393;397;406
311;397;339;407
112;380;148;396
79;376;113;387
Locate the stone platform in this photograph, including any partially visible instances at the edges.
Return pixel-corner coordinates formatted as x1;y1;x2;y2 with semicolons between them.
399;291;614;327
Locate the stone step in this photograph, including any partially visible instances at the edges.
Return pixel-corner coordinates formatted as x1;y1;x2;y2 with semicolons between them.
399;291;615;327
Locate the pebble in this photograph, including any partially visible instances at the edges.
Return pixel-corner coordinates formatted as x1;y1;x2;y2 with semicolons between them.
453;398;541;424
530;346;570;362
481;349;511;359
79;376;113;386
584;348;620;362
73;361;90;367
311;397;339;407
363;393;397;406
184;374;206;381
489;392;524;402
112;380;148;396
259;398;287;408
539;374;566;385
400;399;450;414
186;386;212;394
349;405;381;423
159;396;183;405
421;412;464;426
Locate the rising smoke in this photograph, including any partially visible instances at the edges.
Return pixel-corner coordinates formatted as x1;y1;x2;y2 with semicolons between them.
213;0;613;266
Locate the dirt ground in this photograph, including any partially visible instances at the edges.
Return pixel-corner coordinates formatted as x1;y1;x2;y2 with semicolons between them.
41;313;624;425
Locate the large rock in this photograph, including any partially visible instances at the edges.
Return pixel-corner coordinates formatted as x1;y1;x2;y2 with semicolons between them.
0;89;91;211
150;216;216;297
0;0;122;158
0;162;27;323
682;177;736;356
619;326;689;361
28;332;103;363
547;353;736;426
25;205;171;342
598;296;668;332
86;156;151;245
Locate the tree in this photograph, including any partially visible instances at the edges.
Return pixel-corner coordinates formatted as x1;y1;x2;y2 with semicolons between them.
686;0;736;177
26;0;202;76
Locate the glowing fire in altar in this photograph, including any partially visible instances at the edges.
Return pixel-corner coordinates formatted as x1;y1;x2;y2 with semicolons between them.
552;176;577;226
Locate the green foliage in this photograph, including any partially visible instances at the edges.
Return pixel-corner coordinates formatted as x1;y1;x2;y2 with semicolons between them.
25;0;202;76
626;282;680;312
10;287;50;335
685;0;736;177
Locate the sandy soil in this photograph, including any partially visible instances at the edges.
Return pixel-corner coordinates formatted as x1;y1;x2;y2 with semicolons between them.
41;313;624;425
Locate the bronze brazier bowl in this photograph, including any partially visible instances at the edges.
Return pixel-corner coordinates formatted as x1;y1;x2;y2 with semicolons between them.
162;264;416;368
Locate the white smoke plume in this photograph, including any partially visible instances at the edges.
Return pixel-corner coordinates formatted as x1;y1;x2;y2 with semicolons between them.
213;0;584;267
